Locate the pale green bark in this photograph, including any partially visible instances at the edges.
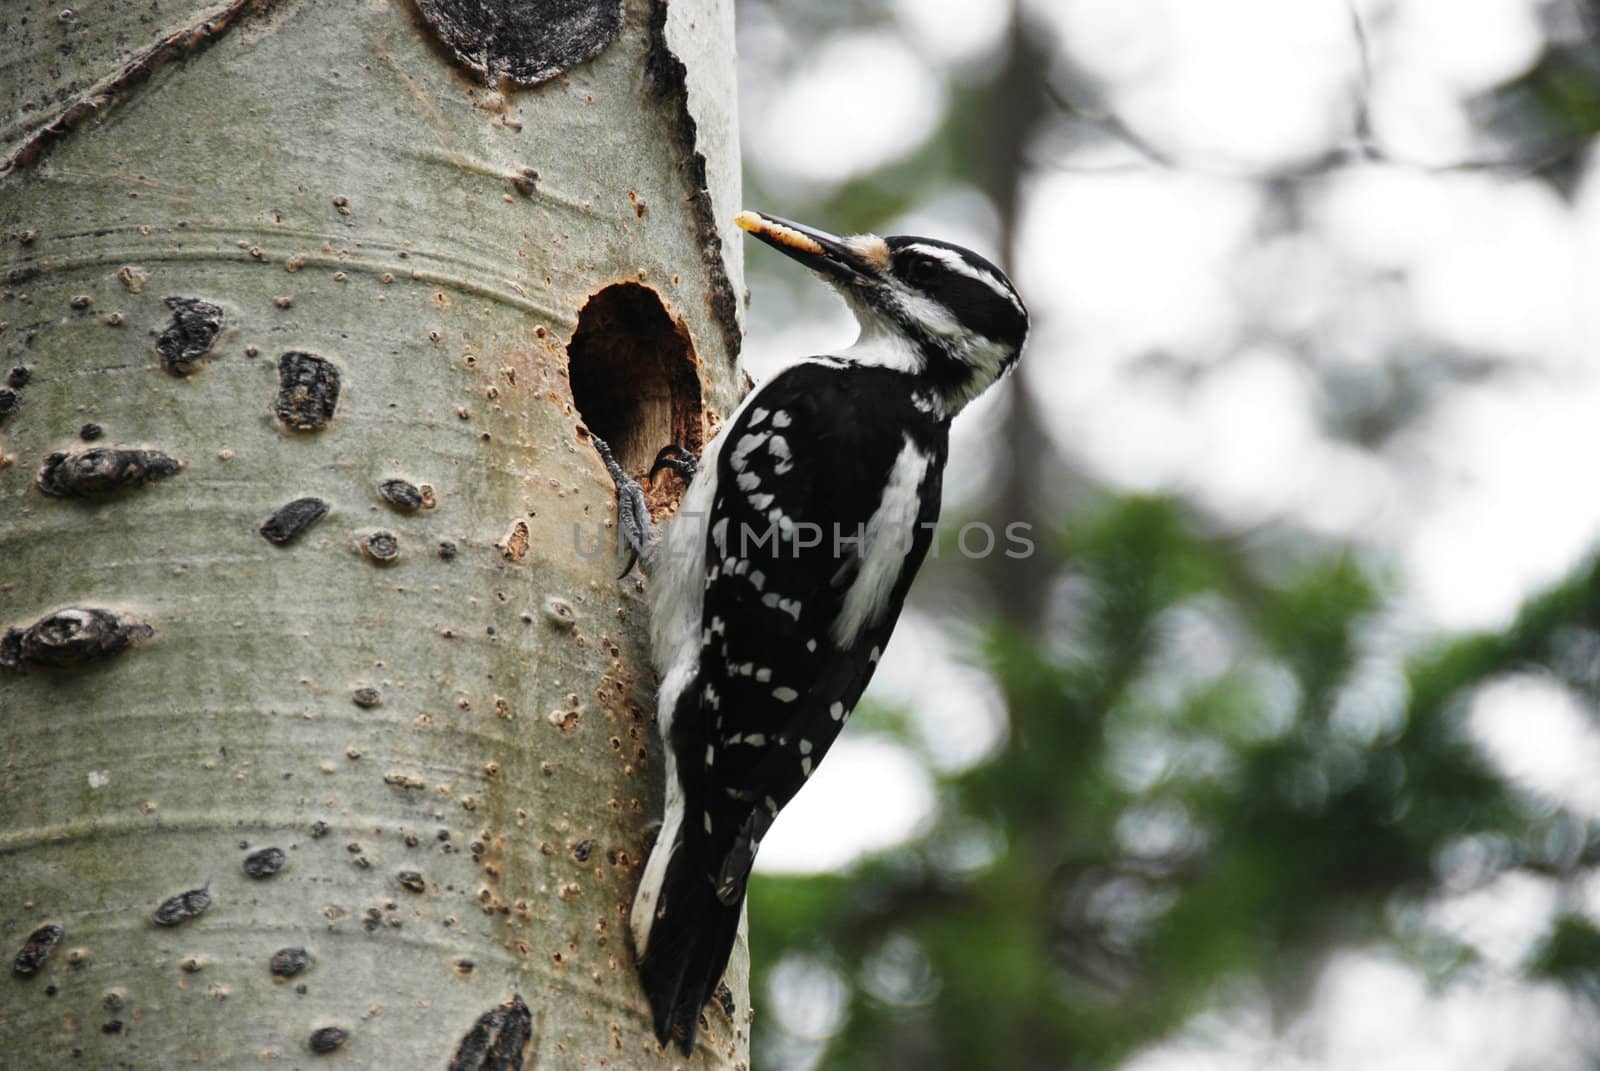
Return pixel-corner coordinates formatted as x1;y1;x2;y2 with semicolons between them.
0;0;748;1066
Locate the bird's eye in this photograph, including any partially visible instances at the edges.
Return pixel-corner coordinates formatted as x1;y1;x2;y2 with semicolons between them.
904;258;935;286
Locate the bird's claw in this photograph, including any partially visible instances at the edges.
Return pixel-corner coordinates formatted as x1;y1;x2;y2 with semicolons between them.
649;444;699;485
591;434;653;578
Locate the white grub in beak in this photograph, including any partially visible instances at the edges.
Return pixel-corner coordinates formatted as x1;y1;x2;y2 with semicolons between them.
734;211;826;257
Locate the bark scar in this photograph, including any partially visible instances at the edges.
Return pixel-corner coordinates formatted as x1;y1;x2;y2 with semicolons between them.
447;994;533;1071
1;608;154;671
410;0;623;87
2;0;282;175
643;1;742;363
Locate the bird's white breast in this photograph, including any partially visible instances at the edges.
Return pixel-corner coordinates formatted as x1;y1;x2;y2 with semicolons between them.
830;434;931;648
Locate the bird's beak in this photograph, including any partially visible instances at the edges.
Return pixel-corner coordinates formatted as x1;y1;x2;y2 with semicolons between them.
735;210;880;281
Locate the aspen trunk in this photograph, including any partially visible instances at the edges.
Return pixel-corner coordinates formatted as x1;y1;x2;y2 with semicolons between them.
0;0;748;1065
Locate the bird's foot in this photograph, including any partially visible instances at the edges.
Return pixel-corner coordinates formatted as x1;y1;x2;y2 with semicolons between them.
591;434;652;578
649;444;698;485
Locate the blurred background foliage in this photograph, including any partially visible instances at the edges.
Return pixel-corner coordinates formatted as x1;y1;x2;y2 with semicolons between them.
750;500;1600;1069
731;0;1600;1068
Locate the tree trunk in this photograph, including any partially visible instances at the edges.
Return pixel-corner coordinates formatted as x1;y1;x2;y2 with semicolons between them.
0;0;747;1066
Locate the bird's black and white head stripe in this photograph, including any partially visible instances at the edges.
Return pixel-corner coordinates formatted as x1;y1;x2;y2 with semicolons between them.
736;211;1029;413
887;236;1028;347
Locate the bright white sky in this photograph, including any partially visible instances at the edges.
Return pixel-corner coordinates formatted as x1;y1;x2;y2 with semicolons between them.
735;0;1600;1066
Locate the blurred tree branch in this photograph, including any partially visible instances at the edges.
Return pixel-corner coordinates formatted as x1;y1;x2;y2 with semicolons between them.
1042;0;1598;184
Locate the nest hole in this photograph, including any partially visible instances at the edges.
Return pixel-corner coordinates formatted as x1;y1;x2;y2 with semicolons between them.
568;283;703;475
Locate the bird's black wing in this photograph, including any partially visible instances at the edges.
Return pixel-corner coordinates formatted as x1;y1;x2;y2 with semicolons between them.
670;361;947;903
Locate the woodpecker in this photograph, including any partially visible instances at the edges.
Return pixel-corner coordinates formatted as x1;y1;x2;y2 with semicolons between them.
595;210;1028;1051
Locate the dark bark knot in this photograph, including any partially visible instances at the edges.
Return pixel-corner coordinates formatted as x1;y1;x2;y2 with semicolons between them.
309;1026;348;1054
260;497;330;545
151;886;212;927
156;296;224;375
242;847;286;879
0;388;19;424
274;352;341;432
379;478;426;512
36;447;182;498
1;608;153;671
414;0;622;86
0;366;28;425
13;923;65;978
270;947;310;978
447;994;532;1071
361;531;400;563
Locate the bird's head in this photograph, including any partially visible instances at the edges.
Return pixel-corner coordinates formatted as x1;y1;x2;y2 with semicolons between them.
736;210;1029;415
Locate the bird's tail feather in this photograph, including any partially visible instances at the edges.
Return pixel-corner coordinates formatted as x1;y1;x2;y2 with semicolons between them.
633;826;742;1053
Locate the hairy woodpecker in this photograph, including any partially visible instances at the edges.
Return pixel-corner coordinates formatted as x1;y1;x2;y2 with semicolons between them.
595;210;1028;1051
